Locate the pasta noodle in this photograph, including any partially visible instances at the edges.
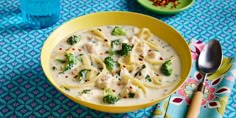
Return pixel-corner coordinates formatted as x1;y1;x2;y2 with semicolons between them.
90;29;107;39
123;75;147;94
81;54;91;66
137;28;152;40
144;77;181;89
60;83;95;89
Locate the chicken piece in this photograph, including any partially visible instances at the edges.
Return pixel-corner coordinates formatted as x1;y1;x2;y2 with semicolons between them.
147;50;161;59
128;36;138;45
119;82;142;98
84;42;100;54
119;68;130;83
135;43;150;56
133;27;140;34
95;74;113;89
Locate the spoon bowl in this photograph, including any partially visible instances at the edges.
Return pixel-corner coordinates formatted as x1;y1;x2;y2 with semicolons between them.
198;40;222;74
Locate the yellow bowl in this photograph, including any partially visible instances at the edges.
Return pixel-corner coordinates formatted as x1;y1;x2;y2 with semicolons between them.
41;11;192;113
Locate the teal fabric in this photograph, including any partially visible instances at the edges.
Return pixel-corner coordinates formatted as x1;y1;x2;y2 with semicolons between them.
0;0;235;117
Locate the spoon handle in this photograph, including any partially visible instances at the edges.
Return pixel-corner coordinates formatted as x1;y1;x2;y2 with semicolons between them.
186;91;203;118
187;74;207;118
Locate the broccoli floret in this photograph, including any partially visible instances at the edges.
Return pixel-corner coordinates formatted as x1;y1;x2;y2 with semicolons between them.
160;60;173;76
67;35;81;45
104;57;116;71
111;26;126;36
118;43;132;56
77;69;91;82
63;53;77;72
103;88;120;104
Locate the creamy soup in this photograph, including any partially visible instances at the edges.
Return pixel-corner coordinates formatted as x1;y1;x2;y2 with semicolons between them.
50;25;181;105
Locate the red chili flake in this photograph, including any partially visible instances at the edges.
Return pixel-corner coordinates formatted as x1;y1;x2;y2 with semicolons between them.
97;28;102;31
78;49;82;51
117;83;121;86
104;39;108;42
112;89;115;92
105;51;109;54
148;49;152;52
72;48;75;51
59;48;62;50
160;57;163;60
150;0;181;8
140;55;144;58
129;86;133;89
123;65;126;68
123;96;127;98
131;44;134;48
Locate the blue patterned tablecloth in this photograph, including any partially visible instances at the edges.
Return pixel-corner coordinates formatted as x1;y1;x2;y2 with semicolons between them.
0;0;235;117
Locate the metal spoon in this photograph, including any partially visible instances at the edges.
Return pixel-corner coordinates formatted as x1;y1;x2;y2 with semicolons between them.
187;39;222;118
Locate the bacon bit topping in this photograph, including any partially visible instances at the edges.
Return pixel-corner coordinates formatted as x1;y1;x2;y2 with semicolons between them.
65;76;68;78
160;57;163;60
85;80;89;82
105;51;109;54
78;48;82;51
72;48;75;51
74;75;78;78
123;65;126;68
123;96;127;98
59;48;62;50
129;86;133;89
104;39;108;42
148;49;152;52
156;74;159;76
112;89;115;92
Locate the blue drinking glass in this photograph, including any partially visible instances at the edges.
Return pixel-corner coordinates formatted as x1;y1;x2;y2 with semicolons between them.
20;0;60;29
